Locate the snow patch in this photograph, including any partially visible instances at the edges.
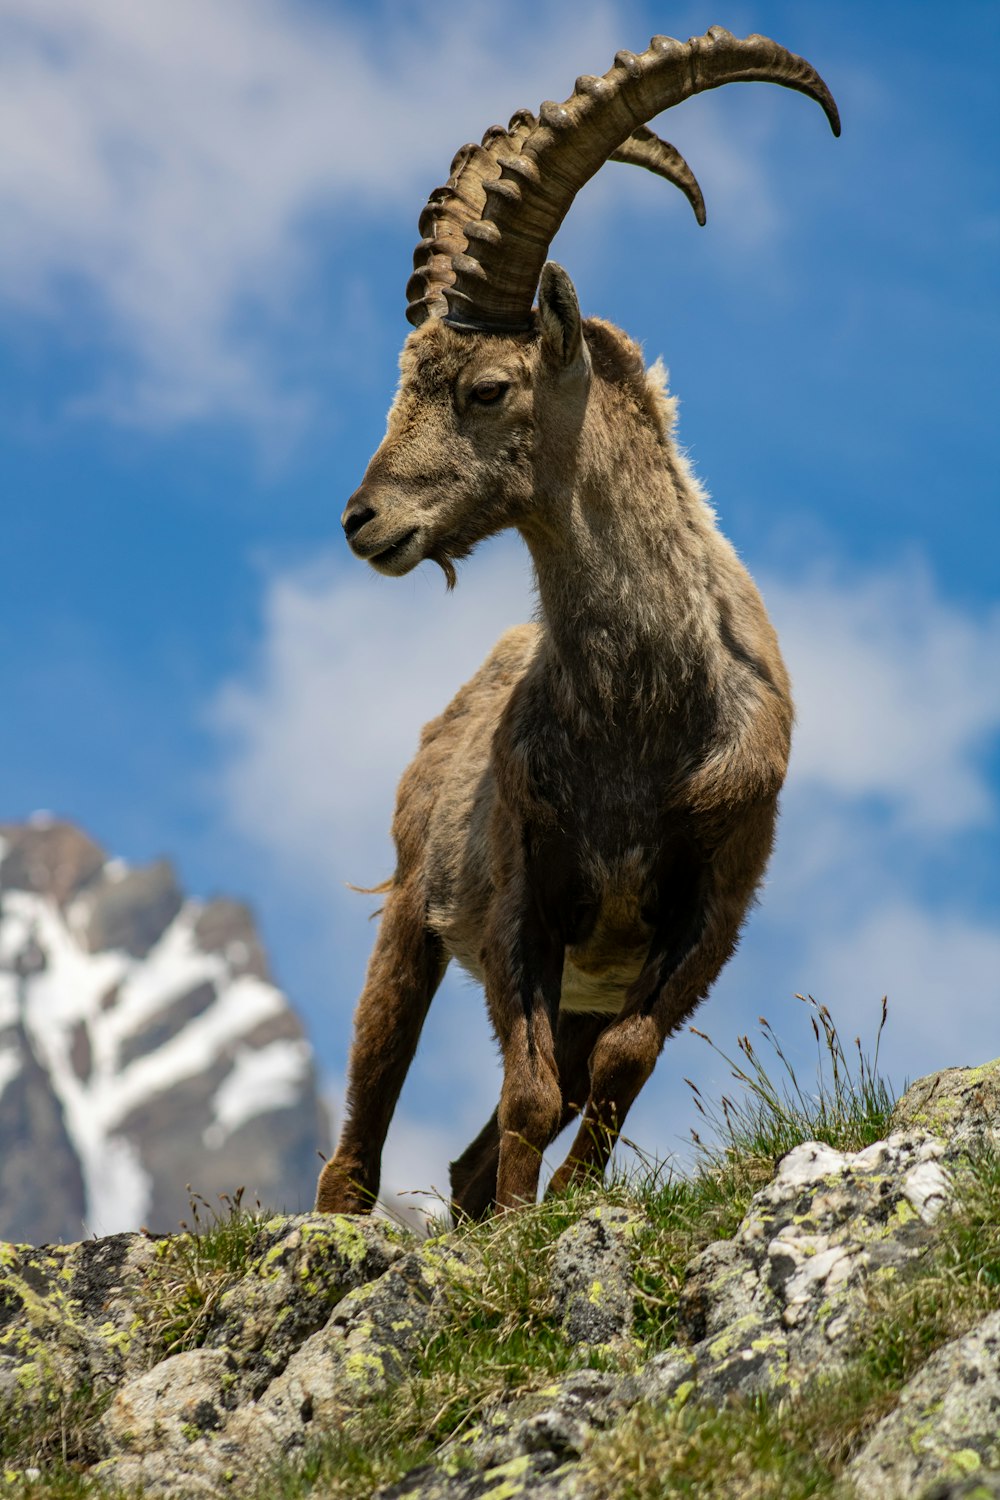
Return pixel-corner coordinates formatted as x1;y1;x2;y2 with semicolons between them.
109;973;287;1127
0;1043;22;1102
0;902;41;970
0;974;20;1028
103;904;227;1049
204;1038;312;1148
85;1133;152;1237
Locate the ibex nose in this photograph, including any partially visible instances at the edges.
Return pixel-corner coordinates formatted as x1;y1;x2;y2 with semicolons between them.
342;488;376;544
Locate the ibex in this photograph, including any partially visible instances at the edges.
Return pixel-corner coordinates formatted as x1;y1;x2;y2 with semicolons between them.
317;27;839;1219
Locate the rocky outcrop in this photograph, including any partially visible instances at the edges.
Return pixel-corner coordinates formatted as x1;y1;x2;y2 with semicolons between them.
847;1313;1000;1500
660;1131;949;1402
2;1059;999;1499
0;816;330;1243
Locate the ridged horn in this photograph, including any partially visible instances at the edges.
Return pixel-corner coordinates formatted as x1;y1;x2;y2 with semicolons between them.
406;25;839;332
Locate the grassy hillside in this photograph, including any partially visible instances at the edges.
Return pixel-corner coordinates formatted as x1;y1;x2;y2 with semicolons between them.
3;1001;999;1499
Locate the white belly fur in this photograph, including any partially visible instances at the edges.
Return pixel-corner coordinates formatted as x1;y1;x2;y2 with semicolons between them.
559;953;645;1015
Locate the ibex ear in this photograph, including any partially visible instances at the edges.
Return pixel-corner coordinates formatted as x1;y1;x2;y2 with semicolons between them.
538;262;589;375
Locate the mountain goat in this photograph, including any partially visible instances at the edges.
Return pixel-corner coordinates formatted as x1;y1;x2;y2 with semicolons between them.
317;26;839;1218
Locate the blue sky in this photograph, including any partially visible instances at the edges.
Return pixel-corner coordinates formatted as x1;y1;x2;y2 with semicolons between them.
2;0;998;1210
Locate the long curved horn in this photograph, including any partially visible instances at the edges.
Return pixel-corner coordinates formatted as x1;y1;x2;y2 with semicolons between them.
406;26;839;332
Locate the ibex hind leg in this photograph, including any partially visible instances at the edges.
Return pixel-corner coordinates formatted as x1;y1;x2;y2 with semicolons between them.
316;877;447;1215
449;1012;609;1221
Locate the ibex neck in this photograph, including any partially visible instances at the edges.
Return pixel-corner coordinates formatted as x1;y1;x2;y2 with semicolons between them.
521;457;722;724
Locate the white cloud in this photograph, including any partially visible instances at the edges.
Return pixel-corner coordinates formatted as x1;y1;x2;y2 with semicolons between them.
765;561;1000;831
797;902;1000;1078
0;0;806;426
209;544;1000;1192
0;0;616;424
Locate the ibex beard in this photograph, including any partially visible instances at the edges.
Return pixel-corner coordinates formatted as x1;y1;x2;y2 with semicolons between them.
317;26;839;1219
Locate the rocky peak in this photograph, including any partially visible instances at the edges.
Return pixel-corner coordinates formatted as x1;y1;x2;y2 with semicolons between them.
0;817;330;1244
0;817;105;905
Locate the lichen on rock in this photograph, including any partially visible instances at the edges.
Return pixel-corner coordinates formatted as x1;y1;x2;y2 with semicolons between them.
200;1211;402;1397
0;1230;161;1433
890;1059;1000;1156
549;1206;643;1350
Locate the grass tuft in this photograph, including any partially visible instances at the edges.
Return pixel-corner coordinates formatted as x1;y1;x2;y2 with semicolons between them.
247;999;902;1495
685;993;895;1212
145;1185;268;1356
0;1382;112;1484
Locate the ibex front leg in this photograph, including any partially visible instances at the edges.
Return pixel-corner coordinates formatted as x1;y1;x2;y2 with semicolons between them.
482;882;565;1211
316;876;446;1214
450;1012;608;1220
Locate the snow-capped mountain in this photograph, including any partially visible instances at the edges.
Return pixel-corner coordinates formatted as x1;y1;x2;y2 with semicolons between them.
0;816;330;1244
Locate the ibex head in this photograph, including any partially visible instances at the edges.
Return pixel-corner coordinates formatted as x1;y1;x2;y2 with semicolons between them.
342;26;839;584
342;265;590;586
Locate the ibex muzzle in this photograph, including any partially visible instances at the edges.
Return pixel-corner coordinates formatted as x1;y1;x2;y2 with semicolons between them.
341;484;421;575
317;26;838;1219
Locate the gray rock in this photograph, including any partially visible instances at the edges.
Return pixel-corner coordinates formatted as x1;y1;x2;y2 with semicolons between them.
5;1057;1000;1499
192;900;271;982
97;1222;450;1495
0;1232;163;1428
675;1131;952;1403
441;1369;632;1479
892;1059;1000;1160
0;1018;87;1245
920;1476;1000;1500
550;1205;641;1348
378;1453;589;1500
849;1311;1000;1500
81;859;183;958
203;1212;402;1397
259;1241;463;1453
0;820;105;904
98;1347;249;1497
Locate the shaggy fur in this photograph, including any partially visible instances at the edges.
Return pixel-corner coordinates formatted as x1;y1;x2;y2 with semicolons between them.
316;266;792;1218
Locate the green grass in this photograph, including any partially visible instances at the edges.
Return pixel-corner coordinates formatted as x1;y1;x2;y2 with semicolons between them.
861;1145;1000;1389
686;993;894;1185
0;1383;112;1483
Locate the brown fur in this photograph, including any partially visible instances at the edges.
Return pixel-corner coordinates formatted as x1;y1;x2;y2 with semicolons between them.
316;265;792;1217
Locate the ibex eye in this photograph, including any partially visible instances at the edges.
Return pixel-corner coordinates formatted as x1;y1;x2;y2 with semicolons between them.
472;381;508;404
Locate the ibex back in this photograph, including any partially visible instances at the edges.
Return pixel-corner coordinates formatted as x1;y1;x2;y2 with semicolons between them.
317;26;839;1218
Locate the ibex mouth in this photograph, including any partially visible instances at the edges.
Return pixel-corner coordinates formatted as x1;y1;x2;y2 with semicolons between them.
370;527;421;575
